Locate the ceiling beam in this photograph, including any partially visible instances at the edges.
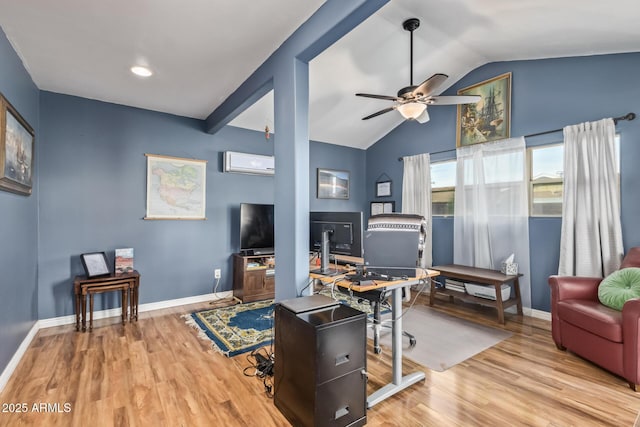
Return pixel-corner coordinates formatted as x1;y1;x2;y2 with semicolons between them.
204;0;389;135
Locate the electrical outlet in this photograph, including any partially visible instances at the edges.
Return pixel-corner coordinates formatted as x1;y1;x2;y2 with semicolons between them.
214;269;221;279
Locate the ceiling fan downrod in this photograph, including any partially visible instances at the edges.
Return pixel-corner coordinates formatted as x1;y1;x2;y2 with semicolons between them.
403;18;420;87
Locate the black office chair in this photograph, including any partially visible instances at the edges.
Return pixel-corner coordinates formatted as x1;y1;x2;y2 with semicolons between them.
338;286;416;354
361;213;427;354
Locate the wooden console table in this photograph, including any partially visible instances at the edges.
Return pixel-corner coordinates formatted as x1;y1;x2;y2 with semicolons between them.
73;271;140;332
430;264;522;324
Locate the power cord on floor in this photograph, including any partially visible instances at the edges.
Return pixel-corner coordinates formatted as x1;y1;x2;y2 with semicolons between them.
242;348;275;397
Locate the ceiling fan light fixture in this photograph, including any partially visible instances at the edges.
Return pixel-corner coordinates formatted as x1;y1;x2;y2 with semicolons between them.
397;102;426;120
416;109;430;124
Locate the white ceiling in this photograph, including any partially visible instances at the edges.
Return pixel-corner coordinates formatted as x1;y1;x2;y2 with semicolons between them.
2;0;640;150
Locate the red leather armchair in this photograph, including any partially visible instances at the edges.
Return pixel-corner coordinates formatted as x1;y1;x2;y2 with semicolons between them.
548;247;640;390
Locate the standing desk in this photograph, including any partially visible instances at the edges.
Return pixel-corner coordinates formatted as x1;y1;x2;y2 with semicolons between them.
311;268;440;408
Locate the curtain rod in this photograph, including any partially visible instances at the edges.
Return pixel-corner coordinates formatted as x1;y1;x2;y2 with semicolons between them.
398;112;636;161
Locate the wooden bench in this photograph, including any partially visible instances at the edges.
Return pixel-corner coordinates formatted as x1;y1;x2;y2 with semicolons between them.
430;264;522;324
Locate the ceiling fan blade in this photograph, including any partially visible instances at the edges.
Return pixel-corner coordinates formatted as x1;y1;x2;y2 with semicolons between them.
362;106;396;120
428;95;481;105
412;73;448;97
356;93;401;101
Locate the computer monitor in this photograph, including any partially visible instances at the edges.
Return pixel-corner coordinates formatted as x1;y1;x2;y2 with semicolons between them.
309;211;363;275
363;213;426;278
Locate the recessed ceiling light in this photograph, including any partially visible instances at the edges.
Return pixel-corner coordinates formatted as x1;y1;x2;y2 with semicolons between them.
130;66;152;77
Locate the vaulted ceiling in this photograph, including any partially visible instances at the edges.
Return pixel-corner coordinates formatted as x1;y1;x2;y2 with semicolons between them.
2;0;639;149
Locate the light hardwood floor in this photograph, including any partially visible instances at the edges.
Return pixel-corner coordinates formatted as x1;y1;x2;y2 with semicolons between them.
1;293;639;427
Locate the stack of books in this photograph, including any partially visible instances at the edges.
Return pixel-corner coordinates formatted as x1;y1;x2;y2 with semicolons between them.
444;278;466;293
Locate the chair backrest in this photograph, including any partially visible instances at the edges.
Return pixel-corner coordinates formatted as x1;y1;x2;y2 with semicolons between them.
621;247;640;269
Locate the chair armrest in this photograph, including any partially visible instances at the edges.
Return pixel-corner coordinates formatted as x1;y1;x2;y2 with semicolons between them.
548;275;603;348
548;275;602;302
622;298;640;385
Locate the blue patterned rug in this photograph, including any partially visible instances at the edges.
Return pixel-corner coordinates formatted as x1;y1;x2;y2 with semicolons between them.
184;288;383;357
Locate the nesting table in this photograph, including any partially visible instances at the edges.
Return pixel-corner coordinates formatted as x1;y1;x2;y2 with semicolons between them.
73;270;140;332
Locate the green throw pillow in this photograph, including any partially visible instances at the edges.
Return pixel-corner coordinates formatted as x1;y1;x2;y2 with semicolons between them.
598;267;640;311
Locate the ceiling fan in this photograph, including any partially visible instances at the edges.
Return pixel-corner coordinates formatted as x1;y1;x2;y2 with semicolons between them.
356;18;480;123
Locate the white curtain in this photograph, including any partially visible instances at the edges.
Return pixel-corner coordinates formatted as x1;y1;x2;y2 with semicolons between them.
558;118;623;277
453;137;531;308
402;153;432;267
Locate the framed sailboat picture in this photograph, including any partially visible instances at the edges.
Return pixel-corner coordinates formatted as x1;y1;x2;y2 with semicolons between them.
456;72;511;147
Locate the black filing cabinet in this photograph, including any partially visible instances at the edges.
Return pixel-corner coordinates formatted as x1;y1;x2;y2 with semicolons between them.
274;295;367;427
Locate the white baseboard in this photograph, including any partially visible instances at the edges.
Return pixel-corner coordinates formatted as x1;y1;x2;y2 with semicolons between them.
527;307;551;321
37;291;233;329
0;290;232;393
0;321;39;393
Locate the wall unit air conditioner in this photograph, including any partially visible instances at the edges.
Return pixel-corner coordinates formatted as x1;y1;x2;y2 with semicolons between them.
223;151;274;176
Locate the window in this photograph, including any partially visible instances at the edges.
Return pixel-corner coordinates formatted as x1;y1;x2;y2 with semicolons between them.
431;160;455;216
528;136;620;217
529;144;564;216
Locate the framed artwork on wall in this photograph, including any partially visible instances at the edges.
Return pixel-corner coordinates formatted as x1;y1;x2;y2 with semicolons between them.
456;72;511;147
0;93;35;196
145;154;207;220
376;180;392;197
317;168;350;199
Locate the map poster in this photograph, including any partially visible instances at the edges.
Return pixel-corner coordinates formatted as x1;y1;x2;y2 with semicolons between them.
145;154;207;220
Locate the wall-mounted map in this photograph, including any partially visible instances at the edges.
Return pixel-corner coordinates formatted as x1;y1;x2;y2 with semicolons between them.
145;154;207;220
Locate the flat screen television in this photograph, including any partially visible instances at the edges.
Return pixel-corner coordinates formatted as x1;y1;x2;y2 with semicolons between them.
240;203;275;255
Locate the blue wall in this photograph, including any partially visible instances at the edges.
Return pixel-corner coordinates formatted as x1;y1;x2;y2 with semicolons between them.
0;29;39;375
366;52;640;312
37;92;367;318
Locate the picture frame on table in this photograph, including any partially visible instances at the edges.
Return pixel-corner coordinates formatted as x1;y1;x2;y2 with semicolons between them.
317;168;350;199
81;252;111;278
0;93;35;196
456;72;511;148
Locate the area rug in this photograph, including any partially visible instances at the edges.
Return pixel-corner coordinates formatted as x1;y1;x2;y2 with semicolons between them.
373;304;512;371
184;289;382;357
184;299;275;357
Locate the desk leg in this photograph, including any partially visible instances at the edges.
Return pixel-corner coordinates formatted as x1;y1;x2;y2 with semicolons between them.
89;293;94;332
429;279;436;306
367;287;426;408
81;293;87;332
75;292;80;331
128;284;133;323
495;283;505;324
134;280;139;321
122;288;127;325
514;278;523;315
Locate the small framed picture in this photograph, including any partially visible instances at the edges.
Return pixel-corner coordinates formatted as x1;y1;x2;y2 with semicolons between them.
317;168;350;199
80;252;111;277
376;181;392;197
370;201;395;216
